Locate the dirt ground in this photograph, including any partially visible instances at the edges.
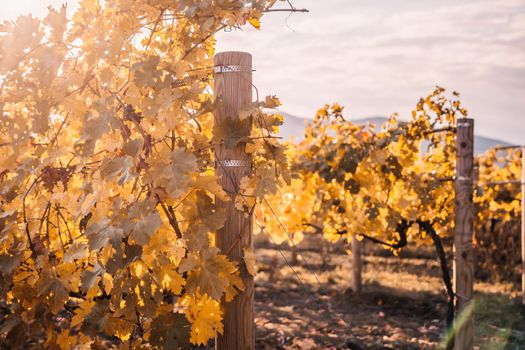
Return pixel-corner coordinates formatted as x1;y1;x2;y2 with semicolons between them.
253;236;525;350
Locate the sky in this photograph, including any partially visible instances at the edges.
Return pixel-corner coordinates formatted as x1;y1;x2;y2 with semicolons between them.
1;1;524;144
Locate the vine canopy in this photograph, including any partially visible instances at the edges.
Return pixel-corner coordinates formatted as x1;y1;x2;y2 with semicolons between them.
0;0;289;348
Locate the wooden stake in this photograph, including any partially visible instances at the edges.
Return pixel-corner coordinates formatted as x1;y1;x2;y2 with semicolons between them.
521;146;525;305
214;52;254;350
290;244;298;265
351;235;362;294
453;118;475;350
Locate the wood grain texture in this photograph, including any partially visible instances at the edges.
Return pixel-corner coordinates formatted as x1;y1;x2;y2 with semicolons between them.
453;118;474;350
214;52;254;350
352;236;362;294
521;146;525;305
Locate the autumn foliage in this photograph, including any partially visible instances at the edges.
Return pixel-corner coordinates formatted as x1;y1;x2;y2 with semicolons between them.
475;148;523;281
0;0;521;348
263;87;522;285
263;88;465;249
0;0;288;348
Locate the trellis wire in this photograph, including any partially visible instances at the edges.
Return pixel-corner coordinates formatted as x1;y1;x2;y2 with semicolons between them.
215;157;352;333
260;197;353;330
213;64;354;332
210;73;353;333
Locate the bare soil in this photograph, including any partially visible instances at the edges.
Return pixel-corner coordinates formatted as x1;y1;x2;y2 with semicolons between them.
253;237;525;349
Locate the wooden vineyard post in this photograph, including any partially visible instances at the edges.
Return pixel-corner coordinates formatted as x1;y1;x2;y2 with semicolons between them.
351;236;362;294
521;146;525;305
214;52;254;350
453;118;475;350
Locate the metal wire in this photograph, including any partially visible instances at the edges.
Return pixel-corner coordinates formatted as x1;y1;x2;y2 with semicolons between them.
212;67;352;332
261;198;352;331
215;149;351;332
263;198;323;287
214;156;311;290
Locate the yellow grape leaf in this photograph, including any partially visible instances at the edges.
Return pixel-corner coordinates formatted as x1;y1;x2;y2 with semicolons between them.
132;55;161;88
370;149;387;165
0;253;22;276
149;313;191;348
255;166;279;198
85;220;125;251
264;95;281;108
37;277;68;314
185;224;211;252
80;263;103;293
122;138;143;157
238;102;260;121
102;272;113;295
248;17;261;30
243;248;256;276
107;317;135;342
171;148;197;175
260;112;284;132
235;176;255;211
196;191;227;231
63;241;87;263
100;156;133;184
56;330;78;350
179;248;244;300
71;290;96;328
43;4;67;42
56;262;80;291
159;265;185;295
183;293;223;345
129;211;162;245
195;175;229;201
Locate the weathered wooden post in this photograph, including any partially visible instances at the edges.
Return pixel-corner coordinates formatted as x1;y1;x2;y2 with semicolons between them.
453;118;475;350
521;146;525;305
214;52;254;350
352;236;362;294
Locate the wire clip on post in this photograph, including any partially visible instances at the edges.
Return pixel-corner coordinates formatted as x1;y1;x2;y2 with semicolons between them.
214;65;254;74
215;159;251;168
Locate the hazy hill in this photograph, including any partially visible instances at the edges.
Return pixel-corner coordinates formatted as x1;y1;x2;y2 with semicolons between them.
277;112;511;155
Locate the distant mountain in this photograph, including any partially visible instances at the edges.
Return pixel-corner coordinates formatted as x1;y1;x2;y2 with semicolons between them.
277;113;511;155
276;112;308;140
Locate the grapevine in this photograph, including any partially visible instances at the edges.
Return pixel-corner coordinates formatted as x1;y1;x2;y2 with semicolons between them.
0;0;288;348
263;87;468;328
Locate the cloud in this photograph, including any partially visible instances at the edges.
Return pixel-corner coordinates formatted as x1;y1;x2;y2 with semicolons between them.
2;1;522;143
217;0;525;143
0;1;78;21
